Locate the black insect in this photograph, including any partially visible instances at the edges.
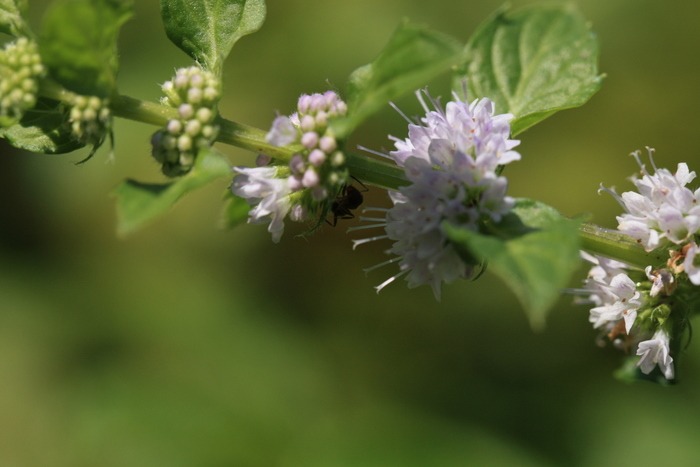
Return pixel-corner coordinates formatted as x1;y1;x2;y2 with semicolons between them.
328;178;368;226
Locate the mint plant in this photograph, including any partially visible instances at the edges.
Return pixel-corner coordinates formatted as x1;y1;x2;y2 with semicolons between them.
2;0;696;384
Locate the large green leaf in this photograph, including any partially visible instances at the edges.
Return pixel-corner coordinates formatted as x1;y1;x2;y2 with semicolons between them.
0;98;83;154
0;0;29;36
160;0;266;75
444;199;581;329
456;4;602;135
40;0;133;97
113;148;232;236
331;20;463;138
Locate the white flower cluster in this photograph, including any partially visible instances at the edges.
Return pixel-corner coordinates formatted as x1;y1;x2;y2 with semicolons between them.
573;150;700;381
232;91;348;242
0;38;44;122
605;149;700;259
151;66;221;176
67;94;111;146
353;90;520;299
574;252;675;380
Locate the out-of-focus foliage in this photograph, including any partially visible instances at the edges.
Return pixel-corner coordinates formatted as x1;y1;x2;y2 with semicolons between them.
3;1;700;466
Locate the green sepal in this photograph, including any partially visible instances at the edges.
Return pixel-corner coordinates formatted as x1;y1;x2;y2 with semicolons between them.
0;0;30;37
113;148;232;236
443;199;582;330
455;4;603;135
331;20;463;138
40;0;133;97
160;0;266;76
0;98;83;154
220;190;251;230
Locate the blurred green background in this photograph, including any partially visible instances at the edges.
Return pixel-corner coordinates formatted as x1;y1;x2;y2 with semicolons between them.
3;1;700;465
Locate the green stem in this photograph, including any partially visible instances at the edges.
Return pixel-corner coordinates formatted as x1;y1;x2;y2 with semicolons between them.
39;83;410;190
579;223;668;268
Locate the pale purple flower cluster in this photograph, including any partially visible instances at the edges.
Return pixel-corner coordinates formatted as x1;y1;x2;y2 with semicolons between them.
232;91;348;242
353;90;520;299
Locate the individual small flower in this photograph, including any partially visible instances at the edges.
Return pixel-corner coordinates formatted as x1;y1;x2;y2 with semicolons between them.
231;90;349;241
232;165;292;243
588;272;642;333
352;89;521;299
152;66;221;176
636;328;674;380
683;242;700;285
601;148;700;251
0;37;45;122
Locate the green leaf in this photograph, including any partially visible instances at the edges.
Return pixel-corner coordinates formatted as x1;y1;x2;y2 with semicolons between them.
220;191;250;229
40;0;133;97
444;199;582;329
0;98;83;153
113;149;232;236
160;0;266;75
0;0;29;36
331;20;463;138
456;4;603;135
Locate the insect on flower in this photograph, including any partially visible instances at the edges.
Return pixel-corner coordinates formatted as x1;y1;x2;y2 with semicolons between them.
328;177;368;226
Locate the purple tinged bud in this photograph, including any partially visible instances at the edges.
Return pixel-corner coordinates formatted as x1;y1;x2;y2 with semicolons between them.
189;73;204;88
288;175;304;191
290;154;306;174
300;114;316;132
319;135;337;153
308;149;326;166
174;74;188;89
302;169;320;188
187;87;203;104
298;94;312;114
301;131;319;149
178;103;194;119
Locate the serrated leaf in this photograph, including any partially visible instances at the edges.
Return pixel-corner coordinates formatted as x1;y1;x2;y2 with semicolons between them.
456;4;602;135
0;0;29;36
0;98;83;153
220;191;250;229
160;0;266;75
40;0;133;97
444;199;581;329
113;149;232;236
331;20;462;138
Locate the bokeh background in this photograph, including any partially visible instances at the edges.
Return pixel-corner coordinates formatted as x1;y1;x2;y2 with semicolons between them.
3;1;700;465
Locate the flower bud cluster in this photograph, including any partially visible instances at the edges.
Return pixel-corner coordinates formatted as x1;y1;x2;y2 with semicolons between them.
151;66;221;177
231;91;349;242
0;38;44;122
67;94;111;145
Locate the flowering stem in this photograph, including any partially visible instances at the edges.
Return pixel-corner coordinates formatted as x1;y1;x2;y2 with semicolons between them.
38;84;410;190
579;223;667;268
